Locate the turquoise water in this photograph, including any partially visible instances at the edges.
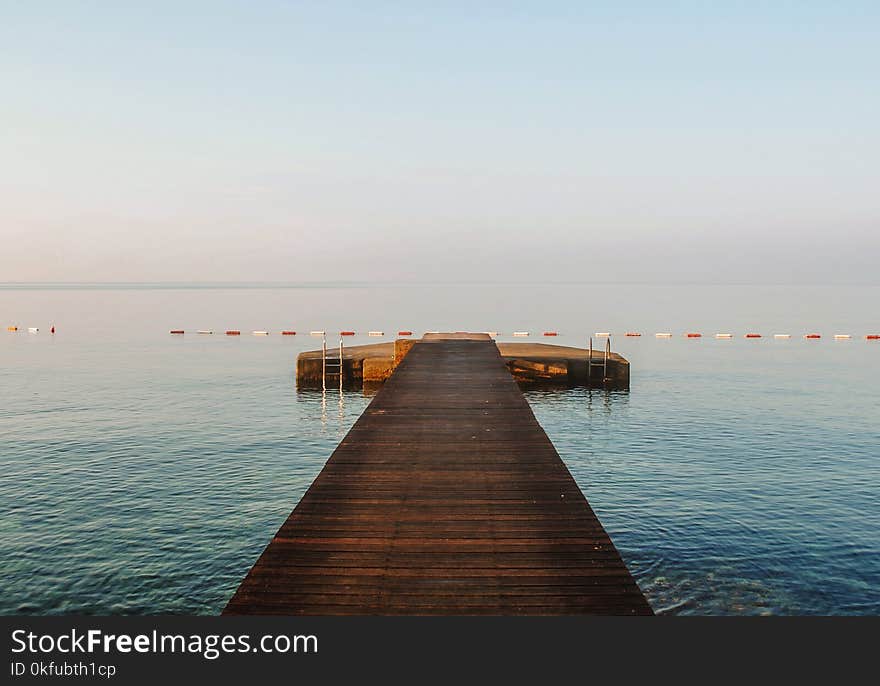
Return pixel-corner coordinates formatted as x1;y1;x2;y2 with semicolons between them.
1;284;878;615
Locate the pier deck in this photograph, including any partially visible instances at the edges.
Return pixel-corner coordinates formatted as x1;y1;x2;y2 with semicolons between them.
225;334;651;615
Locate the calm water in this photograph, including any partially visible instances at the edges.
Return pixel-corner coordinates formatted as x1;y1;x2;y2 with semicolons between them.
1;283;878;615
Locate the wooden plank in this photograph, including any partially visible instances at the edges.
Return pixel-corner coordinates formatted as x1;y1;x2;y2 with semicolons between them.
224;336;652;615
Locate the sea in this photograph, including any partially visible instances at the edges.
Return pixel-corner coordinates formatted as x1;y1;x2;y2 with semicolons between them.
1;282;878;615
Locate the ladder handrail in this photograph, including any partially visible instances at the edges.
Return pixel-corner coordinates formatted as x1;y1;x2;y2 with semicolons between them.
321;333;344;390
604;336;609;381
322;334;327;391
588;337;593;384
587;335;611;388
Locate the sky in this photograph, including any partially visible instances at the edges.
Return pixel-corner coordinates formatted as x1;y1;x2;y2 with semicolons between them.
1;1;878;283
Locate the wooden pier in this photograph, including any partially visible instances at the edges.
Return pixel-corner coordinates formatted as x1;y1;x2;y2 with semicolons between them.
225;333;651;615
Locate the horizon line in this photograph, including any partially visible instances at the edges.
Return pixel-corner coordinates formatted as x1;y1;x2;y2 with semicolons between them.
1;279;879;289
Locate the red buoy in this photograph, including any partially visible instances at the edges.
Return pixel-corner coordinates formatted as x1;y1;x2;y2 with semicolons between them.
340;331;355;336
745;333;762;338
686;333;702;338
50;325;55;334
543;331;558;336
225;330;241;336
625;332;641;337
281;331;297;336
805;333;821;339
867;334;880;340
398;331;413;336
170;330;184;334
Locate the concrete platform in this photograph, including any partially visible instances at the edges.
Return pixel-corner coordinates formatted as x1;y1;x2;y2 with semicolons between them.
296;337;629;389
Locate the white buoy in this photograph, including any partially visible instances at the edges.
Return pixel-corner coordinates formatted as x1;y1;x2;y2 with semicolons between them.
309;330;325;336
594;332;611;337
28;327;39;333
655;332;672;338
368;331;384;337
197;330;213;335
512;331;530;337
252;330;269;336
834;334;852;340
715;333;733;339
774;334;791;339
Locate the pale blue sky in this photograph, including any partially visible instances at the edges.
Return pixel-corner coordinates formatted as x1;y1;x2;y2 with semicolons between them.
2;1;878;282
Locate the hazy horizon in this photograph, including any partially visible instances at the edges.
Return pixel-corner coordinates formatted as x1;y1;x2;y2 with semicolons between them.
3;278;880;287
2;2;878;284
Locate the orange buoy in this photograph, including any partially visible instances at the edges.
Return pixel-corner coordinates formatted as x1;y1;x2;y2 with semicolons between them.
543;331;558;336
225;330;241;336
745;333;762;338
340;331;355;336
686;333;702;338
398;330;413;336
804;333;821;339
281;331;297;336
170;330;184;334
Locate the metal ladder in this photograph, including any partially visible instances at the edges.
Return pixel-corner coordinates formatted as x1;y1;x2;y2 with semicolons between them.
322;334;344;391
587;336;611;387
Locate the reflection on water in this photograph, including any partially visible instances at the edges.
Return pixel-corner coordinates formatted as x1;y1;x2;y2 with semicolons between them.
296;388;354;439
